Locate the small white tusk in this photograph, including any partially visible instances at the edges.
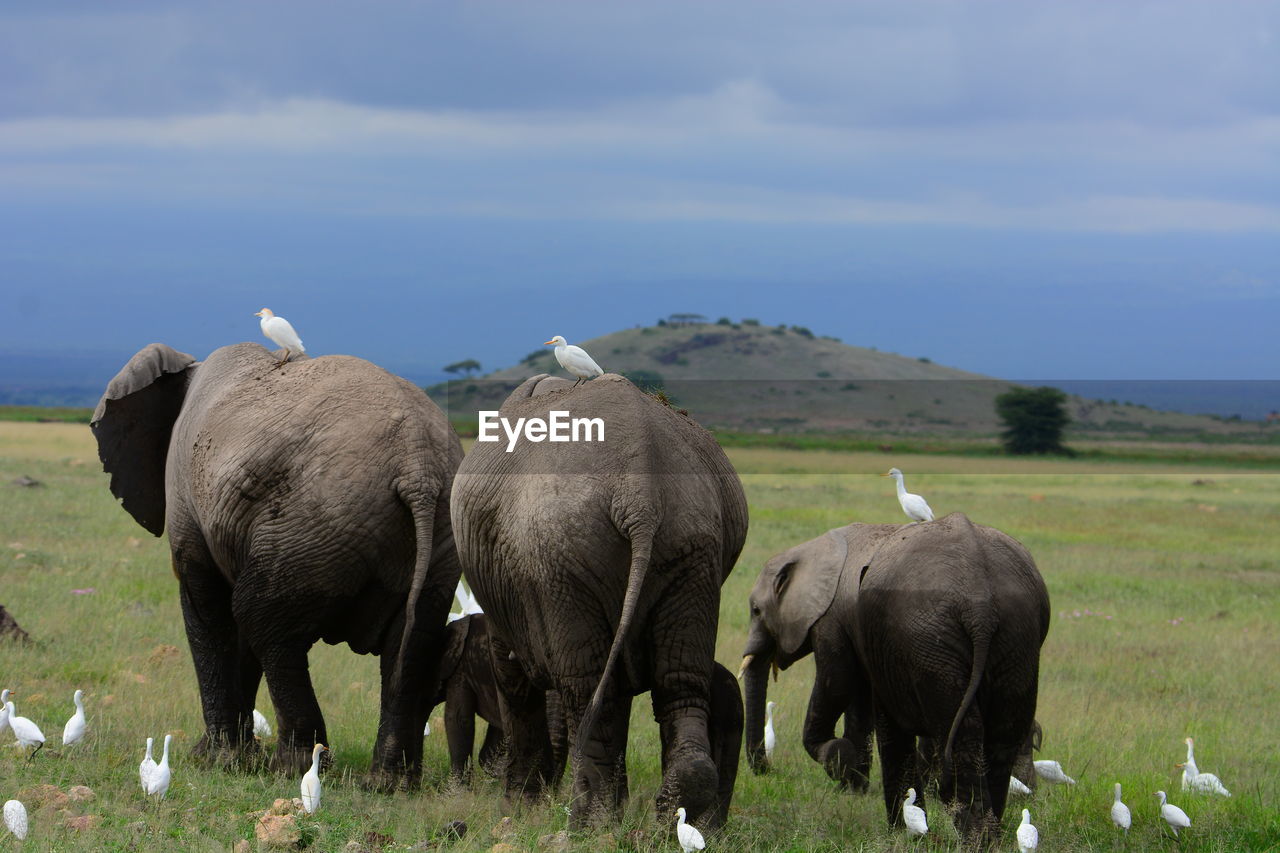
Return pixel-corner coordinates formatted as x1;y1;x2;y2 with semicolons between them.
737;654;754;680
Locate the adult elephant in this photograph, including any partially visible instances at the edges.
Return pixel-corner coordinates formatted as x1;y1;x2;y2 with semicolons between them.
451;374;747;830
92;342;463;788
739;514;1048;847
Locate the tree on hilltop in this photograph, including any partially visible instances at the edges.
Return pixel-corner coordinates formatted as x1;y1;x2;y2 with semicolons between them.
996;386;1072;455
444;359;482;376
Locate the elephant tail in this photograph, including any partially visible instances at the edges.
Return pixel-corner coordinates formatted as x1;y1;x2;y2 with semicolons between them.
392;487;440;693
943;614;992;767
573;522;655;767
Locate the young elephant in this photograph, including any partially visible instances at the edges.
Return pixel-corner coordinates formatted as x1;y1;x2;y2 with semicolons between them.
740;514;1049;848
92;342;463;788
451;374;747;830
433;613;567;785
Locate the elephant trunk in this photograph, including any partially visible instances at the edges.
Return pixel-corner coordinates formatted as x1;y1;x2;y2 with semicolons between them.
741;635;776;774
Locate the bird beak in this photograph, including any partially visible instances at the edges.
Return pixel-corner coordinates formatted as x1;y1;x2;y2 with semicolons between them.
737;654;753;680
254;311;263;317
543;339;556;345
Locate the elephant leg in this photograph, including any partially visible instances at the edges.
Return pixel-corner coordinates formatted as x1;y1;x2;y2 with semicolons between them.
937;704;996;847
874;706;922;829
477;722;508;778
444;681;477;783
545;689;569;790
567;684;631;827
703;662;743;830
802;646;872;792
490;635;553;802
236;636;266;766
175;550;255;768
258;636;327;776
368;615;441;791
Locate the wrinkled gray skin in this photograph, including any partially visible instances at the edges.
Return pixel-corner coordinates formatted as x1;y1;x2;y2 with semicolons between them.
433;613;568;785
92;342;463;788
451;374;748;830
741;514;1048;848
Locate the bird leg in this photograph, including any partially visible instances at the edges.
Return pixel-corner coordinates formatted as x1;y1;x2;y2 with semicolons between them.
275;349;291;369
26;741;43;762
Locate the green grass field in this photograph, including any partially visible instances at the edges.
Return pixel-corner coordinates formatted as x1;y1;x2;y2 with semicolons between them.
2;423;1277;851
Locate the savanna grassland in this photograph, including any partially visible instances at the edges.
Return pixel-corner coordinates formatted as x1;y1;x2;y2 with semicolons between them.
1;422;1278;851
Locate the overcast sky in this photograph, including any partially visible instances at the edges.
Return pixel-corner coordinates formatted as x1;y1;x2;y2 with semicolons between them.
2;1;1278;381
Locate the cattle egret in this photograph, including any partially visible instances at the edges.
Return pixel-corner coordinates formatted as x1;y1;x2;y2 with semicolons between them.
457;580;483;616
255;308;306;364
903;787;929;837
3;799;27;841
1016;808;1039;852
4;700;44;760
301;743;326;815
1180;737;1230;796
1111;782;1131;835
146;734;172;799
675;807;704;852
544;335;603;386
424;719;431;736
253;709;272;738
62;689;86;746
0;689;10;736
1009;775;1032;795
139;737;157;792
884;468;934;523
1033;759;1076;785
1157;790;1191;838
764;701;777;761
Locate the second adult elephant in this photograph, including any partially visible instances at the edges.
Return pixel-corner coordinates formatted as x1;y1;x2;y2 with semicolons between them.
740;514;1049;847
451;374;748;829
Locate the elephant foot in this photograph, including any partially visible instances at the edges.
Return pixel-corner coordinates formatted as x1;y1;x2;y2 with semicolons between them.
818;738;871;792
269;740;319;777
192;729;261;770
361;766;421;794
656;753;718;827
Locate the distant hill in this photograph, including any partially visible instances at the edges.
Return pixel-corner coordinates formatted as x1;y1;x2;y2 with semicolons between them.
430;321;1271;438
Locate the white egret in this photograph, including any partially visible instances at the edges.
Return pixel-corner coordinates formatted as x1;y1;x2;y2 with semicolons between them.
424;719;432;736
139;737;157;792
4;700;45;760
884;468;934;523
253;709;272;738
1033;759;1076;785
1110;782;1131;835
544;335;603;386
457;580;483;616
902;787;928;837
62;689;86;746
255;308;306;364
301;742;326;815
1009;775;1032;795
0;689;10;736
1156;790;1191;838
3;799;27;841
1016;808;1039;852
764;701;777;761
1180;737;1230;796
675;807;705;852
146;734;172;799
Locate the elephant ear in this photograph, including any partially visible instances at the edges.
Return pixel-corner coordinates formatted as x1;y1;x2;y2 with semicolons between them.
774;529;849;656
91;343;198;536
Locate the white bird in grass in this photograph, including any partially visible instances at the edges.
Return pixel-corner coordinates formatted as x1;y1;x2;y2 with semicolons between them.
0;689;10;736
253;709;272;738
1016;808;1039;852
1009;775;1032;795
61;689;86;746
1110;782;1131;835
1157;790;1191;838
301;743;326;815
139;737;157;793
1179;736;1230;796
544;335;603;386
884;468;934;523
1033;759;1076;785
675;807;704;852
764;701;777;761
3;799;27;841
255;308;306;365
4;700;45;760
902;787;928;837
145;734;172;800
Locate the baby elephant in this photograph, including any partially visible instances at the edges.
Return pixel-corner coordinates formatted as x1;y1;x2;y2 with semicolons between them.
434;614;566;784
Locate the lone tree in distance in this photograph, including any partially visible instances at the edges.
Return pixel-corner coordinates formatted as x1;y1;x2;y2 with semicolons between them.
444;359;482;377
995;386;1072;455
